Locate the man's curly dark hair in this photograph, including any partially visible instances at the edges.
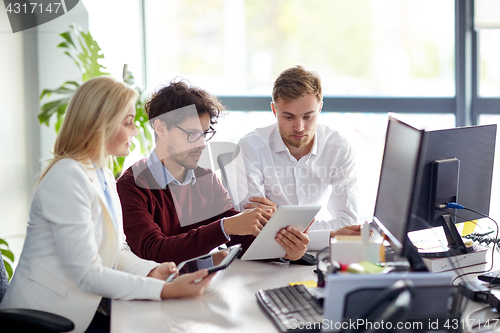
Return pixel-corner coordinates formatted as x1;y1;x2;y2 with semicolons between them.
145;79;224;140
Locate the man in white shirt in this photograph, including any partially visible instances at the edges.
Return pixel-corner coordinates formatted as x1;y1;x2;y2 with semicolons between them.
232;65;360;250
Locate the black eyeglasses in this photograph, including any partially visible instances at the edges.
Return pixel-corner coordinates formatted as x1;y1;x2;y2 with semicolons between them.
175;125;216;143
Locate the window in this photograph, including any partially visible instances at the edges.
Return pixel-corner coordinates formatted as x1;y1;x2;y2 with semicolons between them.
145;0;455;97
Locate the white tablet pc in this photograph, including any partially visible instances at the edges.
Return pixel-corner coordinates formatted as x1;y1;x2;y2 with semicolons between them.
241;205;321;261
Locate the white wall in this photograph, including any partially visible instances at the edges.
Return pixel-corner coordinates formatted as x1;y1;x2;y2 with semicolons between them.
0;2;89;264
0;8;36;261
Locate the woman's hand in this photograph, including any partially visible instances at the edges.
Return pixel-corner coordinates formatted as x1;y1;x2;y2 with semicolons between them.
160;270;215;298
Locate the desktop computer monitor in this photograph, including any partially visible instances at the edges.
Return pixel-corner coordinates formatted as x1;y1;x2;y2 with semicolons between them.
408;124;497;257
412;124;497;227
371;116;427;267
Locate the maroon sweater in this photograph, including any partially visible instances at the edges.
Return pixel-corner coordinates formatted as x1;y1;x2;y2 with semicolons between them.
117;159;254;264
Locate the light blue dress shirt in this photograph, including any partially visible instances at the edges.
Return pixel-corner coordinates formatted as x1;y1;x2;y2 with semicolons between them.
95;167;118;231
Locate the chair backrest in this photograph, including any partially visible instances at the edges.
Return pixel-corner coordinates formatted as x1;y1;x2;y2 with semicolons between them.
217;152;235;199
196;141;239;207
0;258;8;303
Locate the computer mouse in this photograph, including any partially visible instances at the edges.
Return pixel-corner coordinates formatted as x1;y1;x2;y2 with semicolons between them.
290;252;317;266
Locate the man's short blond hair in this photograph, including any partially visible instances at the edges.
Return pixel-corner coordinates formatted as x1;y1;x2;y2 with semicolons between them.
272;65;322;103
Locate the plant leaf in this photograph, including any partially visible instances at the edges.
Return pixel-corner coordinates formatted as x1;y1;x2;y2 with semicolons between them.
54;103;68;133
80;31;109;80
1;249;14;263
113;157;125;179
39;98;70;126
49;86;77;96
57;41;72;49
40;89;53;100
59;31;75;47
39;81;79;101
3;260;13;281
55;111;65;133
0;239;7;247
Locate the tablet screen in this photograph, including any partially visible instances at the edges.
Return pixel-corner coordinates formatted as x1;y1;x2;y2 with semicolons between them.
241;205;321;261
167;244;242;281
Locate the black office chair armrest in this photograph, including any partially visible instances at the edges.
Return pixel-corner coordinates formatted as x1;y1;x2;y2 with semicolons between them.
0;308;74;333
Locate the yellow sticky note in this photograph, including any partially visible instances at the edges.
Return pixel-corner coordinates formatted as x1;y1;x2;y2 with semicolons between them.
289;280;317;288
461;220;478;236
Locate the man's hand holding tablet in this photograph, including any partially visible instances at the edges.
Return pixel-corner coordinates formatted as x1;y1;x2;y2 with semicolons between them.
241;205;320;261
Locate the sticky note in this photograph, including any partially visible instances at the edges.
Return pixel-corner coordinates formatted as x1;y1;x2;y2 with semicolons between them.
289;280;317;288
461;220;478;236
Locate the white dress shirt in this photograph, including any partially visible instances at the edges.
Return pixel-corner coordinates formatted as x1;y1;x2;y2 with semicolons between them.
232;123;358;250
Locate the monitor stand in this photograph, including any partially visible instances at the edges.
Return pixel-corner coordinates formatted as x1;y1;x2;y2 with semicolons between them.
419;214;473;258
404;240;429;271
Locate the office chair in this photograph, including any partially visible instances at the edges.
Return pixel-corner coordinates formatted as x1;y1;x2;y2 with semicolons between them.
0;257;74;333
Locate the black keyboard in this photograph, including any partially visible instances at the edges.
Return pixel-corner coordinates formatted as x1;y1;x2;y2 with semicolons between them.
256;285;323;332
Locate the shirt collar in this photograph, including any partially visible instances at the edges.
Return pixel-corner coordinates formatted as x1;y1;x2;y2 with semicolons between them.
273;125;289;153
272;124;318;159
147;150;196;188
94;167;107;192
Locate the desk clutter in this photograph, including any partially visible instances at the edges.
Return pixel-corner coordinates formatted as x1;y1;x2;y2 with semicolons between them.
255;247;470;333
256;268;466;333
256;235;500;333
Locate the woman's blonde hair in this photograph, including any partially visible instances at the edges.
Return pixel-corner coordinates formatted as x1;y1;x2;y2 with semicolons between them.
39;76;138;181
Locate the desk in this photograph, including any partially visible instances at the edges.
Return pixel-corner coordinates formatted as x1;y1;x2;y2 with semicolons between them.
111;259;317;333
112;251;500;333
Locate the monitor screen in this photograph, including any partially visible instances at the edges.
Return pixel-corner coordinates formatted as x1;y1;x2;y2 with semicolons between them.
372;116;426;253
411;124;497;230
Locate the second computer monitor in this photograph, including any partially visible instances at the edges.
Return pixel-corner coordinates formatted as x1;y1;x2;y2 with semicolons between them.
410;124;497;230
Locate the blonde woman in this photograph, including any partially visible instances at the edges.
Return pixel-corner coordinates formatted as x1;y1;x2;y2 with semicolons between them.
0;76;213;333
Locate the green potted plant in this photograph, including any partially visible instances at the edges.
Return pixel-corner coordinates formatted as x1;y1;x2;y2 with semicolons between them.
38;24;153;177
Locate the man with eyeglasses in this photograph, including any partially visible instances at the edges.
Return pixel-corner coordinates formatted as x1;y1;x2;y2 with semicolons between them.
117;80;309;265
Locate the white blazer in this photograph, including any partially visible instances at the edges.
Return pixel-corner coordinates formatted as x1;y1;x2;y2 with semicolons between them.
0;159;164;333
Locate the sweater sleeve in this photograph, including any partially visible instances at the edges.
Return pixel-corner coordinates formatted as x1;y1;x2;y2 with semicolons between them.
118;169;242;264
209;172;256;254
